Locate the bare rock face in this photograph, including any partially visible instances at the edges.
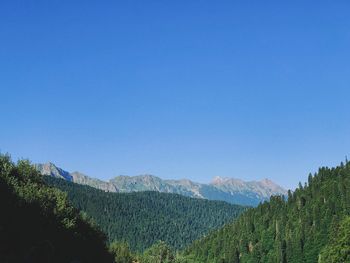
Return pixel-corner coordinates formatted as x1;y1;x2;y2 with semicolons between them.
210;176;287;204
36;162;287;206
35;162;73;181
35;163;117;192
71;172;118;192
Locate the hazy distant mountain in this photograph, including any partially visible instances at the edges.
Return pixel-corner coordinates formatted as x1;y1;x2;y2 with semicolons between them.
35;163;118;192
205;176;287;202
110;175;287;206
36;162;287;206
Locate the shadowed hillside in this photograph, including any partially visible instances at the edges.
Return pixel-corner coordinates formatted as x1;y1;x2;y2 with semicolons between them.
0;155;113;263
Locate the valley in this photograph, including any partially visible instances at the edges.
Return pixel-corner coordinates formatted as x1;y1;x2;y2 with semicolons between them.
2;154;349;262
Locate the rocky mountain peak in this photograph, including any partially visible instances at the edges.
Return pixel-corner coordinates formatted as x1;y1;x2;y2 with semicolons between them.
211;176;244;186
37;162;288;206
35;162;73;181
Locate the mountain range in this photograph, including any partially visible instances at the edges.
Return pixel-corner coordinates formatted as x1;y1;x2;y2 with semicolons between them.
35;162;287;206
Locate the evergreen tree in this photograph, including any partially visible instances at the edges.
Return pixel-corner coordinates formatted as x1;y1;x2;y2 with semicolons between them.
319;216;350;263
183;161;350;263
46;175;245;252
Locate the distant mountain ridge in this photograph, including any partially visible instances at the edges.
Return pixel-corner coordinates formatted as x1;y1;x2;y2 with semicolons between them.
35;162;287;206
36;163;118;192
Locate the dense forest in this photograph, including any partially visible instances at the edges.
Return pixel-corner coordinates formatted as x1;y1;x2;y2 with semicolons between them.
0;154;114;263
183;160;350;263
45;176;245;251
2;152;350;263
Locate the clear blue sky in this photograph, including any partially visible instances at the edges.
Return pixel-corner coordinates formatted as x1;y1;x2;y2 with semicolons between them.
1;1;349;189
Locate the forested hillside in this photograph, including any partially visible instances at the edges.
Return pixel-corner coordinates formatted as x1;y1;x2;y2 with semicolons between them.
5;152;349;263
46;176;246;252
0;155;113;263
183;161;350;263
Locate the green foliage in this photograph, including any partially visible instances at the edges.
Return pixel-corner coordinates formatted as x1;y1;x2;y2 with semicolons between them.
140;241;176;263
45;176;246;252
9;151;350;263
183;161;350;263
0;154;113;263
109;241;134;263
319;216;350;263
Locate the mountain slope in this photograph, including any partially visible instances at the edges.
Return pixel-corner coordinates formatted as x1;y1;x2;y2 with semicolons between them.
0;155;113;263
36;162;287;206
183;161;350;263
45;176;246;252
36;162;118;192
